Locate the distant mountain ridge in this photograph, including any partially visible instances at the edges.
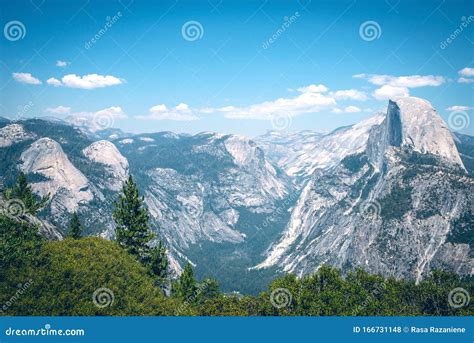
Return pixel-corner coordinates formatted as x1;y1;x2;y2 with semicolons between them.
254;97;472;281
0;96;472;292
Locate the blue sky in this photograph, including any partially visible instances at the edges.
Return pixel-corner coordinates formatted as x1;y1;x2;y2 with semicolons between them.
0;0;473;136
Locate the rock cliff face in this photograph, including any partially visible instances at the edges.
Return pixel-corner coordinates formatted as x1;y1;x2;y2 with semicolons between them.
20;138;94;215
82;140;129;191
0;96;472;290
254;97;472;281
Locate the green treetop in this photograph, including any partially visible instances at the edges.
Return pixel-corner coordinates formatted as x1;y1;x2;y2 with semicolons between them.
5;172;49;215
67;212;83;239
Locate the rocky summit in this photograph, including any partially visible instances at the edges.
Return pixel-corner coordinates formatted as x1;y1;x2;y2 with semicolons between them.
0;97;472;292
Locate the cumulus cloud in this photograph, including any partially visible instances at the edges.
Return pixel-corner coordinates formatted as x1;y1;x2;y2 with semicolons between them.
46;106;71;114
296;84;329;93
46;74;124;89
458;67;474;77
93;106;127;119
331;89;368;101
12;72;42;85
356;74;445;88
458;77;474;83
47;77;62;87
446;105;473;111
56;60;69;68
372;85;410;100
354;73;444;101
137;103;198;121
458;68;474;83
217;85;337;119
137;85;368;122
332;106;362;114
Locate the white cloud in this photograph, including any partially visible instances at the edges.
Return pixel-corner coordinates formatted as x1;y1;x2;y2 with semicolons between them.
331;89;368;101
458;67;474;77
46;106;71;114
47;77;62;87
332;106;362;113
12;72;42;85
47;74;124;89
446;105;473;111
137;103;198;121
219;85;337;119
56;60;69;68
458;77;474;84
372;85;410;100
296;84;328;93
344;105;362;113
141;85;369;122
364;74;445;88
93;106;127;119
63;106;127;131
354;73;444;101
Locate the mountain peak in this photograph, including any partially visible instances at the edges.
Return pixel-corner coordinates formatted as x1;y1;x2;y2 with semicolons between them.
386;97;465;168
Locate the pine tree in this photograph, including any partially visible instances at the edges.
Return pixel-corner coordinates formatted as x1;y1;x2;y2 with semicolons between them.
112;176;154;260
174;263;197;301
145;240;169;284
67;212;83;239
5;172;49;215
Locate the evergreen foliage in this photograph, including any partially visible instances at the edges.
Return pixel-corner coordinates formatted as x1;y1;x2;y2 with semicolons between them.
67;212;83;239
112;175;154;260
4;172;49;215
